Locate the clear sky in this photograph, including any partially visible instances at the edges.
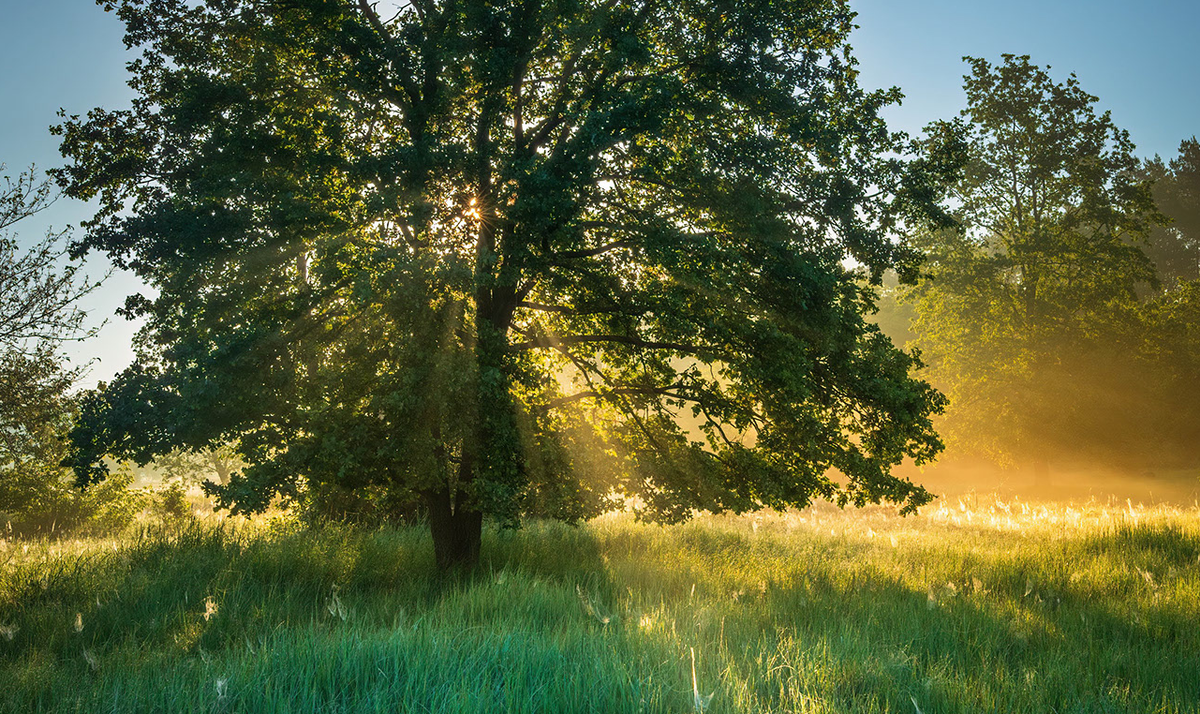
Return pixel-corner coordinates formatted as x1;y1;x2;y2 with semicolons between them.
1;0;1198;386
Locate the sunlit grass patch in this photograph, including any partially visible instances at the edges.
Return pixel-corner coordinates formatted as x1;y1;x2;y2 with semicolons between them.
1;500;1198;712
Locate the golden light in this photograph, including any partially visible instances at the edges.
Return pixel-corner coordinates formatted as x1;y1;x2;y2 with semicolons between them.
464;196;483;222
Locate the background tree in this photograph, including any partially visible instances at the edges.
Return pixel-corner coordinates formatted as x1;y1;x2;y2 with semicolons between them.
1140;138;1200;287
60;0;956;568
905;55;1168;469
0;166;134;532
141;445;240;485
201;444;243;486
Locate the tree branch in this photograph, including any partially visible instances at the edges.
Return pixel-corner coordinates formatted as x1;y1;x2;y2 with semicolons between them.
548;239;635;261
355;0;419;109
512;333;713;354
549;382;685;407
515;300;630;315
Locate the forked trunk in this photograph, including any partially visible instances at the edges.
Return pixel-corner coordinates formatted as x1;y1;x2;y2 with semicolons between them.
426;486;483;571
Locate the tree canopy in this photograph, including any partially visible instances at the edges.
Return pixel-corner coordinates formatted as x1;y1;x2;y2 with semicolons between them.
903;55;1183;468
59;0;956;567
1141;138;1200;287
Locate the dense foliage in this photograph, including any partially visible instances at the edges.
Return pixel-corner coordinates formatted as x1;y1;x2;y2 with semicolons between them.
903;56;1200;469
59;0;957;566
1141;138;1200;287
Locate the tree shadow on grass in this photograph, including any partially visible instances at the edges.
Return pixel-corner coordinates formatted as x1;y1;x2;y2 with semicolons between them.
584;520;1200;713
2;517;1199;713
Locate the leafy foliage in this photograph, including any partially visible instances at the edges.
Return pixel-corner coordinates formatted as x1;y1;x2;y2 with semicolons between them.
0;167;137;533
1140;138;1200;287
903;56;1190;467
59;0;955;565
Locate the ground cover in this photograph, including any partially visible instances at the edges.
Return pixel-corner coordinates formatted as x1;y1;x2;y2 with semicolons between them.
1;498;1198;713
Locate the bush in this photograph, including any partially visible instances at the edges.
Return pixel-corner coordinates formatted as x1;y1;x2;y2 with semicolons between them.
0;465;145;536
153;479;192;521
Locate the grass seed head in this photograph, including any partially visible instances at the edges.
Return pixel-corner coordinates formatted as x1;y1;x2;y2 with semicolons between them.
690;647;714;713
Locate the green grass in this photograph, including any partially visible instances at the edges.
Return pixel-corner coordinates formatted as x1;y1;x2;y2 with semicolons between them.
1;500;1199;713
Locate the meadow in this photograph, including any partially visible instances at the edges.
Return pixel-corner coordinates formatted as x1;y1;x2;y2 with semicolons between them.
1;497;1198;713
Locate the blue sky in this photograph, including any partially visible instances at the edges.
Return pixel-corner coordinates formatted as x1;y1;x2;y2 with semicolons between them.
850;0;1200;157
1;0;1197;385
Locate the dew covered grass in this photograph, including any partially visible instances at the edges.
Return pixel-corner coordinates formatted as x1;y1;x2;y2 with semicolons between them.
1;499;1198;713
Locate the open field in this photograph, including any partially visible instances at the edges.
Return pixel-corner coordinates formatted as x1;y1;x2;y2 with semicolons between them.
2;498;1199;713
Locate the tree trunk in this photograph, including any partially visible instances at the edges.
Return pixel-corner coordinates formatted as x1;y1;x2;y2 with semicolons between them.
426;486;483;571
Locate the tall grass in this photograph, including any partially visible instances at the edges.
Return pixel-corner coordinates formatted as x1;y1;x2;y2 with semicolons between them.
1;499;1198;713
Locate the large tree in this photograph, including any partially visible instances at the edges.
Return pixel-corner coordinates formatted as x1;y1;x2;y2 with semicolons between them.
59;0;955;568
905;56;1163;467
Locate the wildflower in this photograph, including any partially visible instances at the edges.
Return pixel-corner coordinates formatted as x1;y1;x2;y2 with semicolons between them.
0;623;17;641
204;596;218;622
74;612;83;633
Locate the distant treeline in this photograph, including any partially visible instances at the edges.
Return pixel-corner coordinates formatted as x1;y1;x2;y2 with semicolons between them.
877;56;1200;471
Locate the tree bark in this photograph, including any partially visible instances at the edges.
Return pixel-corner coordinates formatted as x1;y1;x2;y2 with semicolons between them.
425;455;483;570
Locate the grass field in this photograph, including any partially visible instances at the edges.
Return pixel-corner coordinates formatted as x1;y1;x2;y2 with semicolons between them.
2;498;1198;713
